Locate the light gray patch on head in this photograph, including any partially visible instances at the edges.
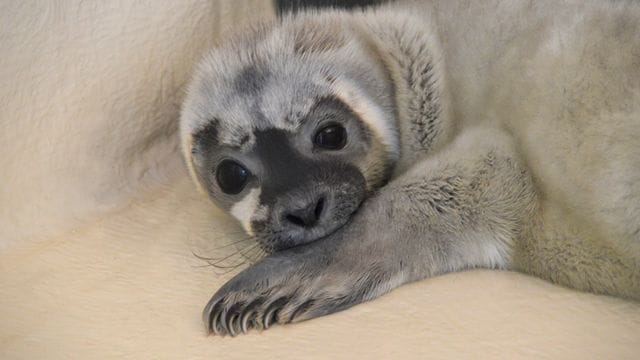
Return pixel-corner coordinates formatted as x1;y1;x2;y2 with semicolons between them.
250;101;272;130
217;120;256;150
257;69;334;132
210;66;272;149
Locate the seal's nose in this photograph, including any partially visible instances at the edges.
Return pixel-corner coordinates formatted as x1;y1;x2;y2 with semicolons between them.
283;195;325;228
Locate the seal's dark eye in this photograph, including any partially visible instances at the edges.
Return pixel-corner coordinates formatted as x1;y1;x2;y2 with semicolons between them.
314;123;347;150
216;160;249;195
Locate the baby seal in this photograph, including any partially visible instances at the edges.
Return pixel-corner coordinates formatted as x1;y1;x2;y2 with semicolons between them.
180;0;640;336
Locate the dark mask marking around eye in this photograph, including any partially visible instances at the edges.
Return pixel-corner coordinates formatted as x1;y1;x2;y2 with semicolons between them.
253;128;365;206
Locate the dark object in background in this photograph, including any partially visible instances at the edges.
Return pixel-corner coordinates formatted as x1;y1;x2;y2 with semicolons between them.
274;0;387;15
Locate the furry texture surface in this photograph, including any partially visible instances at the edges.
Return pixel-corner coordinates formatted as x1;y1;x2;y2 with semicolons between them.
1;1;639;358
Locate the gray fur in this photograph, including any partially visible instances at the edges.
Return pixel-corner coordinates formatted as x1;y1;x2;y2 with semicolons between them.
180;0;640;336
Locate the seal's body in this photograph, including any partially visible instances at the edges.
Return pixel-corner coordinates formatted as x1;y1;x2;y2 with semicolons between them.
180;0;640;335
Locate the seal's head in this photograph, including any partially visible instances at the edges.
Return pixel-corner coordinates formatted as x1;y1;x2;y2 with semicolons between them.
180;13;398;253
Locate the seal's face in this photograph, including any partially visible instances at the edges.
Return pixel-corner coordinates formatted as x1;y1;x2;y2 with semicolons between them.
192;97;371;252
181;18;398;253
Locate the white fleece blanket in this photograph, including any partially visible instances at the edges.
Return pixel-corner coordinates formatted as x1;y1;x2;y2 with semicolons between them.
1;2;639;359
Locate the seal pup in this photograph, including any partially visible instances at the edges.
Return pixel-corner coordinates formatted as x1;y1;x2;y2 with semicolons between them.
180;0;640;336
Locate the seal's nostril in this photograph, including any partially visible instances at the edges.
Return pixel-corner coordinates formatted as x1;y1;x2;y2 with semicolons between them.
285;214;306;227
284;196;325;228
314;197;325;219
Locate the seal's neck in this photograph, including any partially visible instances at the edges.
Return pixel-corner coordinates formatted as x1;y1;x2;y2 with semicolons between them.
360;9;455;173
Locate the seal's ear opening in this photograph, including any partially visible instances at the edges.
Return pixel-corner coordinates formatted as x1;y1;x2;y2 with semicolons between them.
274;0;388;16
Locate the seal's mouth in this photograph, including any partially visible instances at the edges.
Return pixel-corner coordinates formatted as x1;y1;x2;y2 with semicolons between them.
252;194;365;254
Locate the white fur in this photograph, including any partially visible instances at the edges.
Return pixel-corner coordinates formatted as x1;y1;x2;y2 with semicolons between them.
230;188;262;235
472;235;510;270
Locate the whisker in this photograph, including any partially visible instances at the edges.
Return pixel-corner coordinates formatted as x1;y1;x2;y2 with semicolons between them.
190;228;266;274
210;237;255;251
207;244;262;275
201;247;248;264
208;243;259;267
248;251;267;265
239;245;264;264
211;229;249;236
192;238;255;261
194;245;257;269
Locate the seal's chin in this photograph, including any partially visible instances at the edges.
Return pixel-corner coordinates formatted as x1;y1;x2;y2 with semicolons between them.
271;220;348;253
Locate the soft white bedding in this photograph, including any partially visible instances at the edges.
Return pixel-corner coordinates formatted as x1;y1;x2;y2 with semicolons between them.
1;1;639;359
